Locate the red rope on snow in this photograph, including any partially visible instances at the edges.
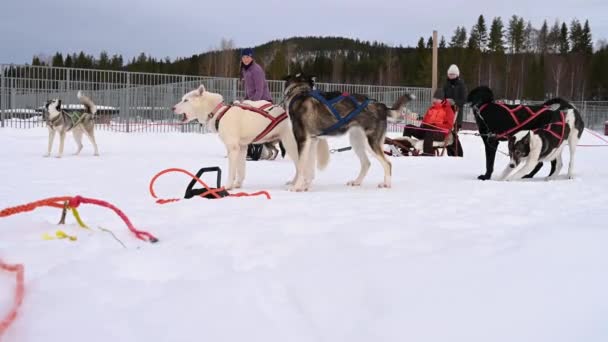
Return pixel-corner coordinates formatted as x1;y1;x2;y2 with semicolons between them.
0;260;25;339
1;196;158;243
149;168;271;204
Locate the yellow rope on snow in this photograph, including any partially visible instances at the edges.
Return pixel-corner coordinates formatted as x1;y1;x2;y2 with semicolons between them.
70;207;89;229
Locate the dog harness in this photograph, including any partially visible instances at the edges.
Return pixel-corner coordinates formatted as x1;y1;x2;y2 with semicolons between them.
307;90;371;136
49;111;86;128
533;111;567;147
209;102;288;143
478;102;551;139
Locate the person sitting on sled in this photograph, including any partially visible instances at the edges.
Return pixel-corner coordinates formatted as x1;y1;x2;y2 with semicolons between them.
399;88;460;156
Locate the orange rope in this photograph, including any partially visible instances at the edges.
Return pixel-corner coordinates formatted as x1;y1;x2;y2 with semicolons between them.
149;168;271;204
0;197;72;218
0;260;25;339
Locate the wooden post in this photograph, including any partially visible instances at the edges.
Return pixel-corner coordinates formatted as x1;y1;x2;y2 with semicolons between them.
432;30;438;91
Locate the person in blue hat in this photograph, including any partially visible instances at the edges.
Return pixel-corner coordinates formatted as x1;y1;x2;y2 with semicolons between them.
240;48;272;102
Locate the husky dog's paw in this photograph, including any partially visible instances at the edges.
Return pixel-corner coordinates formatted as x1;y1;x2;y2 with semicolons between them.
378;182;391;189
347;180;362;186
55;155;63;159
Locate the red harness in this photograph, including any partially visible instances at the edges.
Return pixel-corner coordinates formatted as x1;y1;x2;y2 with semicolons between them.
210;102;288;143
479;102;551;139
534;111;567;146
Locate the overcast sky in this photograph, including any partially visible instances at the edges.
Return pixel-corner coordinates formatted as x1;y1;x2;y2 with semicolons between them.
1;0;607;64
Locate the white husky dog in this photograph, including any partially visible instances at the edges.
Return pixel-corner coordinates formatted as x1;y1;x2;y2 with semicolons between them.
172;85;300;190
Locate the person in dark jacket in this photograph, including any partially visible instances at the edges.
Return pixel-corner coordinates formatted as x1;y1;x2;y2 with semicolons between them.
442;64;467;130
240;48;273;160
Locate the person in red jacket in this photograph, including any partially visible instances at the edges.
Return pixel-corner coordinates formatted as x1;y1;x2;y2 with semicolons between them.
401;88;456;155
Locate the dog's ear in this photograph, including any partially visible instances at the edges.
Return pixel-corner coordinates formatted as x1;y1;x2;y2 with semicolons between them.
197;85;206;95
522;132;531;144
57;100;62;110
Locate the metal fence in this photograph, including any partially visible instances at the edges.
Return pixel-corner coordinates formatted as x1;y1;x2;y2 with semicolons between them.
3;64;606;134
0;64;433;134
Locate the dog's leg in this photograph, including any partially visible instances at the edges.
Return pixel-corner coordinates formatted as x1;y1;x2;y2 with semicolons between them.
225;143;240;190
548;160;557;177
523;162;543;179
234;144;247;189
479;137;499;180
84;126;100;156
567;129;580;179
56;131;66;158
45;128;56;157
280;130;300;186
73;128;84;155
347;128;371;186
291;138;312;192
546;148;565;181
497;161;517;181
304;138;318;188
368;134;392;188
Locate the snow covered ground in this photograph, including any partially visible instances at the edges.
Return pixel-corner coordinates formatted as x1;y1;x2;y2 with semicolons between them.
1;127;608;342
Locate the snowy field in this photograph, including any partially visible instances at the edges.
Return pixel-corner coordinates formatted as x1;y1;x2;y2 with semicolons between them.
1;127;608;342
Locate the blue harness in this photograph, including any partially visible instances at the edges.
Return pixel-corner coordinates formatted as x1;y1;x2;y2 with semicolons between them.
308;90;371;136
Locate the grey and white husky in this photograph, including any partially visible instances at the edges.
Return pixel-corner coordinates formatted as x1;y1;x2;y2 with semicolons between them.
282;73;414;191
44;91;99;158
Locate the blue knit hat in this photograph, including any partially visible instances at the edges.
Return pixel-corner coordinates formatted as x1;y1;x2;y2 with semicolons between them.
241;48;253;57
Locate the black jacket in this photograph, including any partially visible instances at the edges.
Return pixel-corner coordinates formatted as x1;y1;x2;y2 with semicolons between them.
443;78;467;126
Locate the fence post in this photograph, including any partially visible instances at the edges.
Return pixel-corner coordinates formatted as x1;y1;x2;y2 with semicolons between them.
125;73;131;133
0;64;4;127
181;75;185;133
232;78;237;103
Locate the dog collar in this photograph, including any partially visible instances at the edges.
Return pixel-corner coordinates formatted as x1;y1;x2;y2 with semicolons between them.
210;103;233;131
207;102;226;119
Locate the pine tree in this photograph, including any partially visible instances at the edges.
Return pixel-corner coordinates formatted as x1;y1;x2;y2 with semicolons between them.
489;17;505;53
559;22;570;54
538;20;549;54
569;19;583;53
507;15;525;53
439;36;447;49
98;51;110;70
523;21;535;53
475;15;489;51
64;55;73;68
581;20;593;54
51;53;64;67
468;24;480;50
426;36;433;49
548;20;561;53
450;27;467;48
417;37;426;49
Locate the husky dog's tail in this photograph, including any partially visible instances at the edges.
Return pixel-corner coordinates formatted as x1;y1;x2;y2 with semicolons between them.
388;93;416;121
543;98;576;112
316;139;330;171
77;90;97;115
